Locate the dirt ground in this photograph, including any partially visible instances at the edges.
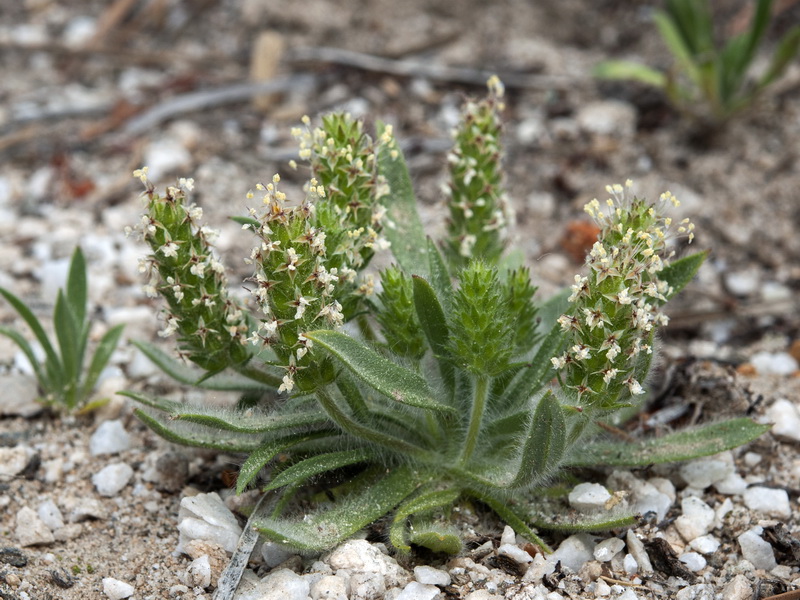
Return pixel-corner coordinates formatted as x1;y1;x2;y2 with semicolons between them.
1;0;800;598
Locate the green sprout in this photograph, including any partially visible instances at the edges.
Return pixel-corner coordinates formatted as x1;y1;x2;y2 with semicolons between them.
0;247;125;411
595;0;800;123
122;81;768;562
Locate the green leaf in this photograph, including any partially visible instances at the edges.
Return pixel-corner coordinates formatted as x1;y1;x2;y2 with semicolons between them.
501;325;566;409
0;326;50;392
0;287;61;374
654;9;703;89
79;324;125;402
593;60;667;88
132;340;274;392
254;465;417;551
305;330;455;414
536;287;570;333
468;489;552;553
412;275;455;398
376;123;428;277
53;290;80;389
66;247;87;331
236;431;334;493
133;409;264;452
660;250;708;299
759;26;800;90
566;417;770;467
426;238;452;305
510;391;566;488
120;390;327;433
529;510;639;533
263;448;375;492
229;215;260;228
390;487;460;552
407;522;462;554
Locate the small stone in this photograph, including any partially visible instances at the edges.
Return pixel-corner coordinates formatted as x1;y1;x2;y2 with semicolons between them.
568;482;611;512
177;492;242;554
187;555;212;589
102;577;135;599
679;552;707;572
92;463;134;497
37;499;64;530
498;543;533;564
253;568;310;600
261;541;297;568
15;506;55;546
675;584;714;600
90;420;132;456
743;452;762;467
309;574;348;600
751;351;798;376
674;497;715;542
625;530;653;576
414;565;450;587
765;399;800;442
54;524;83;541
0;445;35;478
184;539;227;587
500;525;516;546
395;581;440;600
142;137;192;182
623;553;638;575
743;486;791;519
0;547;28;567
688;534;719;555
0;375;42;417
738;527;777;570
547;534;595;572
714;472;748;496
679;454;733;490
169;584;190;597
725;270;760;297
593;537;625;562
68;498;108;522
576;100;636;136
721;574;753;600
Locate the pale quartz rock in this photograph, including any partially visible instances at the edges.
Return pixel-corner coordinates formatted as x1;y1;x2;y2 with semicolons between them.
92;463;134;497
765;398;800;442
102;577;135;599
395;581;440;600
0;445;35;478
743;486;791;519
623;553;638;575
679;552;707;572
37;499;64;531
186;555;212;589
500;525;516;546
545;534;595;573
738;527;777;570
593;537;625;562
498;543;533;564
309;575;348;600
89;419;132;456
15;506;55;547
689;534;720;555
568;482;611;512
679;453;733;490
177;492;242;555
625;530;653;576
675;496;715;542
413;566;450;587
721;574;753;600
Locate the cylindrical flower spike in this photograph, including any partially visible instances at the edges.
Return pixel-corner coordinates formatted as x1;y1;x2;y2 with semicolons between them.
131;170;250;372
443;75;511;270
552;181;693;410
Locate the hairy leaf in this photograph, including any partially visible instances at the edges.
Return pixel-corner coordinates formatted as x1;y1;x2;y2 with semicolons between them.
390;487;460;552
134;409;263;452
263;448;375;492
661;250;708;299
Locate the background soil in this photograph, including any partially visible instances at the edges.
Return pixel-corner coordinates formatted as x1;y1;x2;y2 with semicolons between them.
1;0;800;599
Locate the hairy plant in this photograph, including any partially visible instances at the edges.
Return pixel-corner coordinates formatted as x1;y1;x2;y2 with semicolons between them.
0;247;124;411
124;82;767;559
595;0;800;123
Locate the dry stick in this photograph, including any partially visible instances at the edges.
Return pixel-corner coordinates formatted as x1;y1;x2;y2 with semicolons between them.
213;492;278;600
761;591;800;600
287;46;576;90
122;74;317;136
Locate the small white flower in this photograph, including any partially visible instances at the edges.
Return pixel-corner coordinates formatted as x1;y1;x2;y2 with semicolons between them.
624;377;645;395
159;241;179;258
158;317;179;338
551;355;567;369
178;177;195;191
190;261;206;277
279;374;295;393
572;344;591;361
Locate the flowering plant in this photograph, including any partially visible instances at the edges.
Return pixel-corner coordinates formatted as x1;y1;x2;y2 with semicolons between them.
123;80;767;558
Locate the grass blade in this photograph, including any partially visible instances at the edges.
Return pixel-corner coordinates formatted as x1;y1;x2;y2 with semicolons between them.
0;287;61;371
66;247;87;333
0;326;50;392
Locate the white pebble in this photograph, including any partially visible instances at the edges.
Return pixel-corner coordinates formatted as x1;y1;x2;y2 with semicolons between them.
689;534;720;555
309;575;347;600
625;530;653;576
593;537;625;562
102;577;135;599
498;543;533;564
177;492;242;554
252;568;310;600
15;506;55;546
618;589;640;600
92;463;134;497
37;499;64;531
186;555;212;589
743;486;791;519
143;138;192;182
568;482;611;512
751;351;798;376
414;565;450;587
623;553;638;575
90;420;132;456
674;496;715;542
714;472;748;496
500;525;517;546
738;527;777;570
679;552;706;572
743;452;762;467
547;534;595;572
679;453;733;490
395;581;440;600
765;398;800;442
725;270;760;296
261;541;297;568
0;445;35;478
576;100;636;136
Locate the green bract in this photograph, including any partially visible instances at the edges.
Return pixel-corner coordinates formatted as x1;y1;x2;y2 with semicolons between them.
125;82;768;562
594;0;800;123
0;247;124;411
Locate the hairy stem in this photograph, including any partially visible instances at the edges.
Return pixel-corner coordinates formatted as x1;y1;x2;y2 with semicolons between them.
232;361;283;388
459;375;489;465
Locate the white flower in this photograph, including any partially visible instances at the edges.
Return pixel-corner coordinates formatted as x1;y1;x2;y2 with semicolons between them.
179;177;195;191
624;377;645;395
572;344;590;361
294;296;312;320
158;317;179;338
133;167;149;184
159;241;179;258
318;301;344;326
190;261;206;277
551;355;567;369
279;374;295;393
